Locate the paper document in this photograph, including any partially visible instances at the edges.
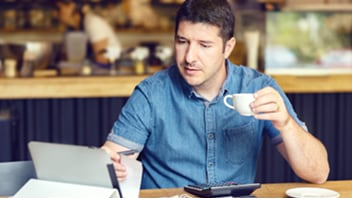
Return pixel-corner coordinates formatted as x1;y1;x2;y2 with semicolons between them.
119;154;143;198
13;178;118;198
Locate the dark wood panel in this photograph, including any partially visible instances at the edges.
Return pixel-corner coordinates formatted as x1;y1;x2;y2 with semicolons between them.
1;93;352;183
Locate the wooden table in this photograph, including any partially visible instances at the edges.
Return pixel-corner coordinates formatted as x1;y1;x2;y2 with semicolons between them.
1;180;350;198
139;180;352;198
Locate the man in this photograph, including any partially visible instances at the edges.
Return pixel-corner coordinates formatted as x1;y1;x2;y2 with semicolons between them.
102;0;329;189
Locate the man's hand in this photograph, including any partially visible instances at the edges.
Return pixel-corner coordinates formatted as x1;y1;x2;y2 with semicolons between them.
251;86;290;130
101;142;129;181
111;152;128;181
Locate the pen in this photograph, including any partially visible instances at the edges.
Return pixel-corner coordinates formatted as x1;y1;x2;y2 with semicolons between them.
118;149;138;156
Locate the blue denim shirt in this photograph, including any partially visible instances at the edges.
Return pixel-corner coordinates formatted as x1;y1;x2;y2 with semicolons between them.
107;60;306;189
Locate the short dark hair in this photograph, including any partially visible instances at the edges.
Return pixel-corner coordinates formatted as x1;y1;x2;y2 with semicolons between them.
175;0;235;42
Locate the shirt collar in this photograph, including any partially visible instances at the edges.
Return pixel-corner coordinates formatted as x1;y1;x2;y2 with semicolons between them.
174;59;236;99
168;65;193;98
220;59;235;96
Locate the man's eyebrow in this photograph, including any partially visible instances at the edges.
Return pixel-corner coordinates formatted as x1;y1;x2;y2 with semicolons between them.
175;35;186;40
199;40;214;44
175;35;214;44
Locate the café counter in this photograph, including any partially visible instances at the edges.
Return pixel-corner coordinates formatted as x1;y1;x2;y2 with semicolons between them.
0;75;148;99
0;74;352;99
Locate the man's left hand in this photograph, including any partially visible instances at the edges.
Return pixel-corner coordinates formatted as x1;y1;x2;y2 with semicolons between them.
250;86;290;130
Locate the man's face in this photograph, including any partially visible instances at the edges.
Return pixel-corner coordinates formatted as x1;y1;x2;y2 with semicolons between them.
174;21;235;92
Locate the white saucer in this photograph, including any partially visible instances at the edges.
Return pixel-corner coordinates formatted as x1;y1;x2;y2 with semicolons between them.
286;187;340;198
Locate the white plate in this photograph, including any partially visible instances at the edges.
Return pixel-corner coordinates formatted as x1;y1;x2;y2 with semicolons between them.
286;187;340;198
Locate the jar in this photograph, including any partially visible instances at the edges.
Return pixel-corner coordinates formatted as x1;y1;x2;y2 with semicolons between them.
134;60;145;75
4;59;17;78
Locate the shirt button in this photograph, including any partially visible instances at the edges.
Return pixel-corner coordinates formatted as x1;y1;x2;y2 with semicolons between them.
207;133;214;140
208;162;214;167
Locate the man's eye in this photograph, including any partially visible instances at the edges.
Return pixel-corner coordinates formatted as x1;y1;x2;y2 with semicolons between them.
176;39;187;44
201;44;211;48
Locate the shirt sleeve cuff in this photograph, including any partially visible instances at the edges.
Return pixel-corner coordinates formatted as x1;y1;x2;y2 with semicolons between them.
271;134;283;146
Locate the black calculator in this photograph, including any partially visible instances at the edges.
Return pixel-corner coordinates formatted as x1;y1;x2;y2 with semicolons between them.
184;182;261;197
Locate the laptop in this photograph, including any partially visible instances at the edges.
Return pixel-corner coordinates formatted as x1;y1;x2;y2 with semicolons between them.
28;141;119;191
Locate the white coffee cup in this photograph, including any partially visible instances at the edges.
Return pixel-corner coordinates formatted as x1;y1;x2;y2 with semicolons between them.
223;93;255;116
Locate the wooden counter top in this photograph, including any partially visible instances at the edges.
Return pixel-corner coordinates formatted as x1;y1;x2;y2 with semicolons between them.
271;74;352;93
0;74;351;99
0;75;148;99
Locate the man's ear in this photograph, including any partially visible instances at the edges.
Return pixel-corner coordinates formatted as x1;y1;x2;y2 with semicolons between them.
224;37;236;59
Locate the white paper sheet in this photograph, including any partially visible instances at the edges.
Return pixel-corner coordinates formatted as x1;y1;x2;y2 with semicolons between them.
119;154;143;198
13;178;118;198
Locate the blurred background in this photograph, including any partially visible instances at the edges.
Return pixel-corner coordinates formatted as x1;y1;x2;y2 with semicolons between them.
0;0;351;184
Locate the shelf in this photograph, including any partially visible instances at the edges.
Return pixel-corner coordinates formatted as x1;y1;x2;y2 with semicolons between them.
283;4;352;11
258;0;352;11
257;0;285;3
0;27;173;34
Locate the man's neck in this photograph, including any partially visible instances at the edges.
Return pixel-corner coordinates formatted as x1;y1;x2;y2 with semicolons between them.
194;70;227;102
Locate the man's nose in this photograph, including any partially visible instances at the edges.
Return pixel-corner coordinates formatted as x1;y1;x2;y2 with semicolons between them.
185;44;197;64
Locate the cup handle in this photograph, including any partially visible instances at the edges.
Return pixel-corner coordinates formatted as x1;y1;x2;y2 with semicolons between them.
223;95;235;109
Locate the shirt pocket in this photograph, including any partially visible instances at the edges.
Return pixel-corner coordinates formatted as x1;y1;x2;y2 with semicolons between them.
222;119;256;164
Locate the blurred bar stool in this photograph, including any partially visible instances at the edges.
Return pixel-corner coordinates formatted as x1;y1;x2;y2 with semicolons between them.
0;161;36;196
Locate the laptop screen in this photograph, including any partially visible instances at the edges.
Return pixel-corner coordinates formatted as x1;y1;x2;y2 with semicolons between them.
28;141;115;188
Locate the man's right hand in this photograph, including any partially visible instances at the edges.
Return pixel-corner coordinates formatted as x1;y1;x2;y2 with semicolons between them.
111;152;128;181
101;141;133;181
